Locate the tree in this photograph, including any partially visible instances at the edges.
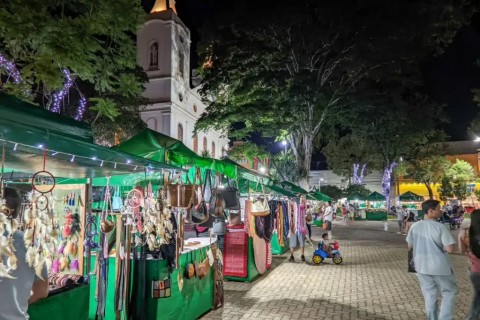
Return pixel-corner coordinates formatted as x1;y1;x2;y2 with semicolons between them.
447;159;475;183
319;185;344;201
195;0;365;188
0;0;148;144
408;155;451;199
195;0;475;189
440;159;475;201
228;142;269;162
439;176;455;201
270;150;308;185
322;134;379;182
344;184;372;198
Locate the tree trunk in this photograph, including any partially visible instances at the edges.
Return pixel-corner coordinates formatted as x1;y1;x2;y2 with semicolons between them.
290;131;313;190
425;183;434;199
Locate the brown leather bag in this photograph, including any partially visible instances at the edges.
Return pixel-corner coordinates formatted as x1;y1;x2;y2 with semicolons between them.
167;171;199;208
195;250;210;279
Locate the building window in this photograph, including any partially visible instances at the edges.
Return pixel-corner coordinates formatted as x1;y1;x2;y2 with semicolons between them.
193;104;197;113
177;123;183;142
149;42;159;69
203;137;207;152
211;142;216;158
193;135;198;153
178;52;184;78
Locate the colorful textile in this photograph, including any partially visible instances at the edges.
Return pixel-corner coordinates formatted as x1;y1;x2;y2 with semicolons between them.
223;227;249;278
277;203;284;247
266;242;272;269
252;234;267;275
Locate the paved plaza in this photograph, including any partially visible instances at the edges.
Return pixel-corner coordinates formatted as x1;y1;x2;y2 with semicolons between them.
201;220;473;320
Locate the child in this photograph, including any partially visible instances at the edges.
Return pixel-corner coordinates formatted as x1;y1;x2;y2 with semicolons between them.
318;233;332;256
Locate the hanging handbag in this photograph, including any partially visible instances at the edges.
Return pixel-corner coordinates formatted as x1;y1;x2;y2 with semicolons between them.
408;249;416;273
322;222;328;230
167;171;197;208
191;168;209;225
217;180;241;210
250;185;270;217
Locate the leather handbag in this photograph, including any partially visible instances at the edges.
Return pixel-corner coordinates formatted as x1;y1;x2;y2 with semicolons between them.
185;252;196;279
167;171;198;208
217;180;241;210
250;186;270;217
190;168;209;225
195;250;210;279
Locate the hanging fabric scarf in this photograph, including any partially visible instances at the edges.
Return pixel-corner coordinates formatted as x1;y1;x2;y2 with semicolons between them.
289;201;297;236
277;203;284;247
298;198;307;236
282;201;289;241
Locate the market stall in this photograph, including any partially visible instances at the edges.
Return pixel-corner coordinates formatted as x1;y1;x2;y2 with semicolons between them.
366;192;387;220
347;193;367;220
399;191;424;219
0;94;181;320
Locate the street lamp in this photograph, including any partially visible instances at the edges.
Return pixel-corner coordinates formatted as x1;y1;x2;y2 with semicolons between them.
475;137;480;142
282;140;287;153
319;177;324;192
259;166;266;173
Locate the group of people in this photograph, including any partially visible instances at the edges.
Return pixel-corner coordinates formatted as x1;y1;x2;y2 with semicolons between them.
407;199;480;320
391;205;416;235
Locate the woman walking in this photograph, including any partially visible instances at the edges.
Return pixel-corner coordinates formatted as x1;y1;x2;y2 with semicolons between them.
459;209;480;319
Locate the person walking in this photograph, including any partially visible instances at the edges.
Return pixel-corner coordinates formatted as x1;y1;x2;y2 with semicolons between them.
406;199;457;320
396;206;405;234
323;201;334;239
458;209;480;319
342;205;348;225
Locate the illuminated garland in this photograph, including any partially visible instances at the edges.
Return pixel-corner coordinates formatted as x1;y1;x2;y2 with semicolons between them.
0;139;165;173
51;69;73;114
353;163;367;185
382;162;397;209
74;95;87;121
0;53;22;84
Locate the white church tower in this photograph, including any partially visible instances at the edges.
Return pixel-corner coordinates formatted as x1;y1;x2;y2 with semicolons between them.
137;0;228;158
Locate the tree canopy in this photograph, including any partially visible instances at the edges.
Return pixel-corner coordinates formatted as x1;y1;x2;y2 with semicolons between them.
0;0;148;145
195;0;476;186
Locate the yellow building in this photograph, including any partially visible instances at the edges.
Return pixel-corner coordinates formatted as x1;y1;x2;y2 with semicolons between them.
396;140;480;206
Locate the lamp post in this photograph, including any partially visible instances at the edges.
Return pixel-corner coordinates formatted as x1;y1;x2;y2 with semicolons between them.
319;177;324;192
282;140;287;153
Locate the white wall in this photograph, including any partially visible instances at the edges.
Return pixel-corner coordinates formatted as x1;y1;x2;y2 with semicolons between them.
137;10;228;159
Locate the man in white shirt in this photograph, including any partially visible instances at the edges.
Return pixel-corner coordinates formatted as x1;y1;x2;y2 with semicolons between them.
323;201;334;239
406;199;457;320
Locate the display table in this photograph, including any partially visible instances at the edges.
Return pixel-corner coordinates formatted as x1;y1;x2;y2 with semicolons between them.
271;232;289;255
29;284;90;320
366;211;387;221
89;239;214;320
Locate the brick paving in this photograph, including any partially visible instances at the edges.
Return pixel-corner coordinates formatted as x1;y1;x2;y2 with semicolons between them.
201;220;473;320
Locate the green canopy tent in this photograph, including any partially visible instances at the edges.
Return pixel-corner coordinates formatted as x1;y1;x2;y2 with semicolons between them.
221;157;271;184
0;94;178;178
280;181;308;195
347;193;367;201
307;192;331;202
113;129;238;178
367;191;386;202
399;191;424;202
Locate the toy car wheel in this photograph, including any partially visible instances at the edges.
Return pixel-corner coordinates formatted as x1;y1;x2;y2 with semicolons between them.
333;254;343;265
312;254;323;265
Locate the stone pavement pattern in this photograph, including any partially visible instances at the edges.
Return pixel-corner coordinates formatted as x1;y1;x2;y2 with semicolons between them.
201;221;473;320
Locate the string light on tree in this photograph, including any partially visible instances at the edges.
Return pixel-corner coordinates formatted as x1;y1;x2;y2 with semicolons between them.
382;162;397;209
0;53;22;84
353;163;367;185
51;69;73;114
74;95;87;121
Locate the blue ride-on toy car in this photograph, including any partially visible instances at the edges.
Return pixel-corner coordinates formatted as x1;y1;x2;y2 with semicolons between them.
312;240;343;265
